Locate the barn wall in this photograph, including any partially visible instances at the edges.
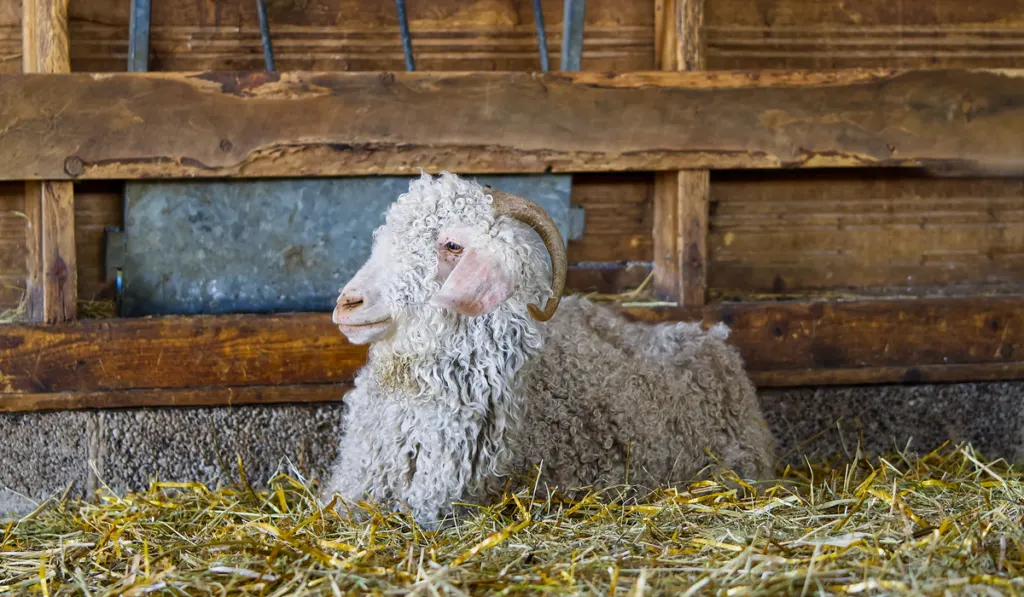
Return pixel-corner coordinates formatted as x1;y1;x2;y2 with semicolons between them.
4;0;1024;515
5;0;1024;305
0;0;658;308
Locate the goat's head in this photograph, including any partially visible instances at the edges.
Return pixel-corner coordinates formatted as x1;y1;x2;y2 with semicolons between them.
332;173;567;345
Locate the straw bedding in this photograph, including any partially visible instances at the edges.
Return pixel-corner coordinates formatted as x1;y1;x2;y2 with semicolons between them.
1;442;1021;596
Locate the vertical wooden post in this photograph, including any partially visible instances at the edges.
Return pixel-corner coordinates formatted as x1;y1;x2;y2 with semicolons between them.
653;0;709;306
23;0;77;323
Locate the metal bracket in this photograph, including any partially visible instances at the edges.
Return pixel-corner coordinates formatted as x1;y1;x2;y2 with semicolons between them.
561;0;586;71
127;0;150;73
256;0;276;71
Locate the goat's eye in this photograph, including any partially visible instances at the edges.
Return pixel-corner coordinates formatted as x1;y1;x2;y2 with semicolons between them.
444;241;464;254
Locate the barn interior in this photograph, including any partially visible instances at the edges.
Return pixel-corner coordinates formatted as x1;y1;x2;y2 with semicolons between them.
1;0;1024;593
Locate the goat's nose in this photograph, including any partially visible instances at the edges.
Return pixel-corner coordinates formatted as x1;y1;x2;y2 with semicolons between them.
337;293;364;312
333;292;364;324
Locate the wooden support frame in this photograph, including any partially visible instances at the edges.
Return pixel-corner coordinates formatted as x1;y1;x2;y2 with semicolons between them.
1;47;1023;409
3;69;1024;180
0;295;1021;412
653;0;710;306
22;0;77;323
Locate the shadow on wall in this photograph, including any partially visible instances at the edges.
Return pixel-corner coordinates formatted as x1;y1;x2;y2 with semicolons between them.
2;381;1024;518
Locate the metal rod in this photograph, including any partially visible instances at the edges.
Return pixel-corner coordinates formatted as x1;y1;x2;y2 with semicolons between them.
394;0;415;71
532;0;550;72
560;0;585;72
256;0;276;72
127;0;151;72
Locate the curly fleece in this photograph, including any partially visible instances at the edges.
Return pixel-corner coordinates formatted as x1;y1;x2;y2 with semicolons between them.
323;172;776;527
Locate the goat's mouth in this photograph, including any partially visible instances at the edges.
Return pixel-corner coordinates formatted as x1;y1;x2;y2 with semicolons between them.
336;317;395;344
337;318;392;330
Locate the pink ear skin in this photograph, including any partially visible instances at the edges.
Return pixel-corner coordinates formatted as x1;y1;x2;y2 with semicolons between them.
430;247;514;317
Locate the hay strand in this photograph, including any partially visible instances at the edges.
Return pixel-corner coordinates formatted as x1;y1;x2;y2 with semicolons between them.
1;443;1021;595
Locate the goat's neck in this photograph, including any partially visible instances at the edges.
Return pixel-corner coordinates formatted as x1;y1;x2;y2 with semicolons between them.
366;307;542;413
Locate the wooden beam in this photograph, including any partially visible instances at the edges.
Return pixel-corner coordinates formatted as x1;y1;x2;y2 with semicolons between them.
653;0;710;306
4;69;1024;180
22;0;76;323
0;384;350;413
1;295;1022;412
621;296;1024;386
0;313;366;394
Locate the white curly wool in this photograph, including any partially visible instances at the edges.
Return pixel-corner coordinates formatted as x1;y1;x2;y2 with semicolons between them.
323;172;775;527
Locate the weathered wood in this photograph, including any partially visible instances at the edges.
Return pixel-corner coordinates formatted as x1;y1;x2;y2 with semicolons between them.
653;172;681;298
570;174;654;265
709;170;1024;295
52;0;656;73
621;296;1024;385
0;384;350;413
0;296;1021;412
653;0;710;306
677;171;710;305
22;0;70;74
5;69;1024;180
567;262;654;295
0;313;367;394
706;0;1024;70
22;0;77;323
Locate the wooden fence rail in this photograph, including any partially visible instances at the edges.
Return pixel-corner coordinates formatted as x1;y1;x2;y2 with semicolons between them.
1;295;1021;412
3;69;1024;180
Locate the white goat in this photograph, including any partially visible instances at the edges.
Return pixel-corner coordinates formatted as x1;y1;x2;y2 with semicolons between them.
323;172;775;527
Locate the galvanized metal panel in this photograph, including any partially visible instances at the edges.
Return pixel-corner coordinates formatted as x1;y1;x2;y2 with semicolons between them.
121;175;572;316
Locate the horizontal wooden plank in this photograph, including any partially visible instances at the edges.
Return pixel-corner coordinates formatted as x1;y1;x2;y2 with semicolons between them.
708;169;1024;294
0;296;1021;413
0;383;351;412
621;296;1024;381
8;361;1024;413
706;0;1024;70
51;0;655;73
5;69;1024;180
569;173;654;263
0;313;367;393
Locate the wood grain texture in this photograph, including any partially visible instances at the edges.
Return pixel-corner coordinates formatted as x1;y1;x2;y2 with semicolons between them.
1;296;1022;411
620;295;1024;386
0;182;119;309
677;170;710;305
22;0;76;323
708;170;1024;295
21;0;68;74
23;181;76;323
653;171;681;298
22;182;42;320
62;0;654;73
566;262;653;295
653;0;709;306
0;313;367;394
0;384;350;413
6;69;1024;180
706;0;1024;70
569;173;654;264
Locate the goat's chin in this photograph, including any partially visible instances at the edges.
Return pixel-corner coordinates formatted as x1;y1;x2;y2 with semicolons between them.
337;320;394;344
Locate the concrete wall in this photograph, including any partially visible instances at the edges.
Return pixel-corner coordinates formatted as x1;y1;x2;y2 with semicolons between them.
3;381;1023;518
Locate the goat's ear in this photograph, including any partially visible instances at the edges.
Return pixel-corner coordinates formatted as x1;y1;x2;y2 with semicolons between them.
430;247;514;317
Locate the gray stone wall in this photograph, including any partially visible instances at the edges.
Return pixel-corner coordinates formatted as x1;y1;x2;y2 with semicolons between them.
3;381;1023;518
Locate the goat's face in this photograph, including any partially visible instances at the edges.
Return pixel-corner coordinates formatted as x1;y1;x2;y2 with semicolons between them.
332;175;563;345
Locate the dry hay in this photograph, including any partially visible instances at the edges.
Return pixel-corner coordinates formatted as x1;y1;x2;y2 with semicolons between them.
0;293;116;324
2;443;1022;596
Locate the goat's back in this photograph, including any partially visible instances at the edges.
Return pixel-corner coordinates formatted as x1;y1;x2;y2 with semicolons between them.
505;296;775;496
